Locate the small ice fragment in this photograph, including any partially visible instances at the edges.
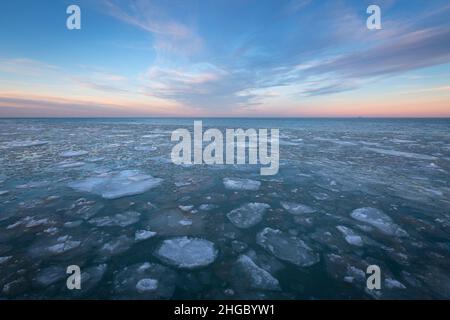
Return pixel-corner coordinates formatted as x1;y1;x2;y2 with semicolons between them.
336;226;363;247
179;205;194;212
226;203;270;229
350;207;407;237
363;147;437;161
281;201;316;214
199;204;218;211
236;255;280;291
256;228;319;267
89;211;141;227
69;170;163;199
223;178;261;191
385;278;406;289
7;140;48;148
60;150;88;157
179;219;192;226
135;230;157;241
0;256;12;264
34;266;65;287
136;278;159;293
154;237;218;269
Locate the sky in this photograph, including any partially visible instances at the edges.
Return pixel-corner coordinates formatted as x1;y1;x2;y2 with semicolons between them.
0;0;449;117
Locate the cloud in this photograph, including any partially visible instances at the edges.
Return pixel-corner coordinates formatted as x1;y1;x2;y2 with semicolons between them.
102;0;203;56
0;58;61;77
0;93;193;117
306;27;450;79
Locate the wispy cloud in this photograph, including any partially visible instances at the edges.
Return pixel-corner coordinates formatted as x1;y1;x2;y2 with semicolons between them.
102;0;203;57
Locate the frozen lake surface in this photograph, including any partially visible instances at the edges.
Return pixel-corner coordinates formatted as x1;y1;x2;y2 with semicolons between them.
0;118;450;299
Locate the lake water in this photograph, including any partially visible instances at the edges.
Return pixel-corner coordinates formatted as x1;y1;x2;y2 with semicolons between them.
0;118;449;299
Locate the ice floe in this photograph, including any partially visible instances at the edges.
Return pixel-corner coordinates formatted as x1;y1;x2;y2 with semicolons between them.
89;211;141;227
100;235;133;256
113;262;176;299
223;178;261;191
363;147;437;161
226;203;270;229
135;230;157;241
69;170;163;199
154;237;218;269
336;226;364;247
34;266;65;287
6;140;48;148
256;228;319;267
60;150;88;157
281;201;316;214
235;254;280;291
350;207;407;237
136;278;159;293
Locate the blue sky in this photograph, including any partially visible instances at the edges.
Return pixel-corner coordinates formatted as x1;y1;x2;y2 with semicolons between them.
1;0;450;117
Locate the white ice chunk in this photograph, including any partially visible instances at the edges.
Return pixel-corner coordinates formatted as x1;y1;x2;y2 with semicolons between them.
100;235;133;256
178;205;194;212
223;178;261;191
226;203;270;229
385;278;406;289
69;170;163;199
89;211;141;227
256;227;319;267
336;226;364;247
199;204;218;211
154;237;218;269
350;207;407;237
236;255;280;291
60;150;88;157
281;201;316;214
135;230;157;241
7;140;48;148
0;256;12;264
363;147;437;161
136;278;159;293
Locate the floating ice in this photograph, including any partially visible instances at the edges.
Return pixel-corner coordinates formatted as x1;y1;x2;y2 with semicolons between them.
235;255;280;291
69;170;163;199
58;161;85;168
135;146;157;152
223;178;261;191
363;147;437;161
78;264;108;294
199;204;218;211
350;207;407;237
60;150;88;157
136;278;159;293
179;205;194;212
281;201;316;214
154;237;218;269
47;238;81;254
336;226;364;247
179;219;192;226
113;262;176;299
226;203;270;229
7;140;48;148
385;278;406;289
256;228;319;267
0;256;12;264
89;211;141;227
135;230;157;241
34;266;65;287
100;235;133;256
